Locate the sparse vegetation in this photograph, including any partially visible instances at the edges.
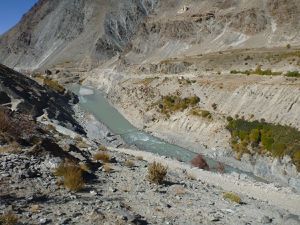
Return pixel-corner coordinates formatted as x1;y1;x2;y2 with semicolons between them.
190;154;209;170
124;160;135;168
190;108;212;119
79;163;91;172
223;192;241;204
0;109;11;133
0;212;18;225
98;145;108;151
0;142;20;153
186;173;196;180
178;77;196;85
211;103;217;110
226;119;300;170
230;66;282;76
76;140;89;149
285;71;300;77
54;162;85;191
147;162;167;184
157;94;200;117
43;78;65;94
0;107;36;143
139;77;159;86
93;151;111;163
136;156;144;161
103;163;112;173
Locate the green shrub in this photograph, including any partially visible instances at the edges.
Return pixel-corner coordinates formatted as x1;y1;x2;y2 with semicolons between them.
249;129;260;144
226;116;233;122
285;71;300;77
190;108;212;119
226;118;300;171
230;67;281;76
293;151;300;171
158;94;200;116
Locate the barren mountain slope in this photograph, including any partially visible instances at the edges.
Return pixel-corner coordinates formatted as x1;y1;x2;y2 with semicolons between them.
123;0;300;65
1;0;300;71
0;0;158;70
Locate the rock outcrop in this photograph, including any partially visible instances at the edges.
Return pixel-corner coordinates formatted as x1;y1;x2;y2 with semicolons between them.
0;64;84;133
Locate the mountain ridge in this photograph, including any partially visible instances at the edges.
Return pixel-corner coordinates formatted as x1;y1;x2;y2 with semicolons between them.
1;0;300;71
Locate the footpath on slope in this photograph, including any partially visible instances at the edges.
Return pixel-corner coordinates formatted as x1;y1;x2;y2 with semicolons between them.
108;147;300;215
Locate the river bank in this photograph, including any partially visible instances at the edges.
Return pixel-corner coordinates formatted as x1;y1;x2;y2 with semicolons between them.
82;69;300;191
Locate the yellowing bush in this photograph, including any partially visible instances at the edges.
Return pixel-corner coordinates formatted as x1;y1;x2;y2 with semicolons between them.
147;162;167;184
93;151;111;163
223;192;241;204
55;162;85;191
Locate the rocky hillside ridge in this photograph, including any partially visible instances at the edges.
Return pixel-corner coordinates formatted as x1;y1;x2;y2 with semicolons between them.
0;0;157;71
120;0;300;66
1;0;300;71
0;64;84;133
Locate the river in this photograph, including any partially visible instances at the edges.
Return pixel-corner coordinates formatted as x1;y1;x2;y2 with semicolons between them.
71;85;265;179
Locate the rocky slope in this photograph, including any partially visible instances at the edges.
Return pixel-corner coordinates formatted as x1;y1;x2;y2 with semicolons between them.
1;1;300;223
1;0;300;71
0;64;83;133
0;0;157;70
1;67;298;225
1;145;300;225
122;0;300;66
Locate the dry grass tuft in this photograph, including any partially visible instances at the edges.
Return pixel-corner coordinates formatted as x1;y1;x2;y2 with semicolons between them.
147;162;167;184
124;160;135;168
136;156;144;161
186;173;196;180
103;163;113;173
98;145;108;151
43;78;65;93
0;212;18;225
93;151;111;163
0;110;10;133
174;186;187;196
76;140;90;149
223;192;241;204
79;163;91;172
54;162;85;191
30;204;40;213
0;142;20;153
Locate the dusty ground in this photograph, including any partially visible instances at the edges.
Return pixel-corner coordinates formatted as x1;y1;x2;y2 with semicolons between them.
1;146;300;225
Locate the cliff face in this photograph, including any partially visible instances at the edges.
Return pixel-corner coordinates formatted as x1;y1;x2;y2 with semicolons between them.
1;0;299;71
